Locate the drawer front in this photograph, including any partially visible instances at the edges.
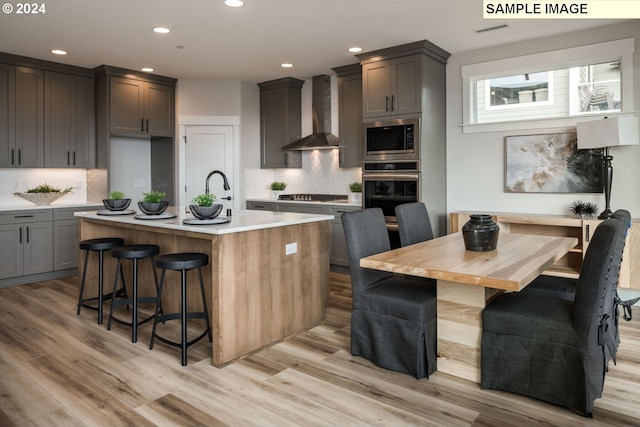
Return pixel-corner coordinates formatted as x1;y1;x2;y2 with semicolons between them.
0;209;53;224
329;206;361;220
277;204;325;215
246;201;277;211
53;206;101;221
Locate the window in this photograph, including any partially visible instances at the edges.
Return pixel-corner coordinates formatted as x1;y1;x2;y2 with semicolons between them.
461;38;634;133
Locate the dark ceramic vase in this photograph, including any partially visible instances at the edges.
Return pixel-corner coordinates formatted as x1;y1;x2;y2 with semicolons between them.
189;204;223;220
462;214;499;251
138;201;169;215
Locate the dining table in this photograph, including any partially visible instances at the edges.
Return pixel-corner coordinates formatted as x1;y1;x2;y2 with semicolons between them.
359;231;578;383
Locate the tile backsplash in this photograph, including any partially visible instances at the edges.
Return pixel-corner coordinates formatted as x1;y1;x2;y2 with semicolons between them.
0;168;89;207
245;149;361;199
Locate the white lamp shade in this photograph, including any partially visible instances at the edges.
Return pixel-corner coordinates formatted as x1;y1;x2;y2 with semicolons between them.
577;116;640;149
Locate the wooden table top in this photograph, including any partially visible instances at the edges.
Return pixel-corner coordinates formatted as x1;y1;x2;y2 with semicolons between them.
360;232;578;291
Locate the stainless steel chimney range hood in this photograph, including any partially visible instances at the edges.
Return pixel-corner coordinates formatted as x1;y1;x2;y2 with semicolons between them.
282;74;339;151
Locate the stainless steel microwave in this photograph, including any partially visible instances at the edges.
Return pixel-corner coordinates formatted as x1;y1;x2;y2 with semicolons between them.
363;116;420;162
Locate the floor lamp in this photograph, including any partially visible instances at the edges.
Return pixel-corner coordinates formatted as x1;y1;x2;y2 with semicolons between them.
576;116;639;219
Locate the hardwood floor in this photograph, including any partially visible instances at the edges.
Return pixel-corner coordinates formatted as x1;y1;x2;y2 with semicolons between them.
1;271;639;426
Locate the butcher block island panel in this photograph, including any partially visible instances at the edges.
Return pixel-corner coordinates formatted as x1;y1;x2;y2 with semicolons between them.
75;208;332;366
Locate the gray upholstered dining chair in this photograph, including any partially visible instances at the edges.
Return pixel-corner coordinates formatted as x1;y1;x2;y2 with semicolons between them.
481;218;626;417
342;208;437;379
522;209;631;364
395;202;434;247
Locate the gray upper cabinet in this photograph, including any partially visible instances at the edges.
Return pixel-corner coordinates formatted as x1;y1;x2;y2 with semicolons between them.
0;63;15;168
332;63;362;168
44;71;95;168
109;76;175;137
14;66;44;167
258;77;303;169
361;55;422;119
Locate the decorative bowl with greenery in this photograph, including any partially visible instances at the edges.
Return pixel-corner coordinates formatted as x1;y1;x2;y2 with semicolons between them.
103;190;131;211
14;183;73;205
189;193;223;219
138;190;169;215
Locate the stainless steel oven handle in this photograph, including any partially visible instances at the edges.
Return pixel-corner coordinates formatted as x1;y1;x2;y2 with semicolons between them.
362;173;420;180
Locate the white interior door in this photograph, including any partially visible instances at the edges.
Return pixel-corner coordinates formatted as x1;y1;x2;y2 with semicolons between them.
185;125;234;213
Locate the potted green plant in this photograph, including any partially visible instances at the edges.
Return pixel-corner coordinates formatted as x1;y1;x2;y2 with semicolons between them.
189;193;223;219
269;182;287;199
349;181;362;204
103;190;131;211
13;183;73;205
138;190;168;215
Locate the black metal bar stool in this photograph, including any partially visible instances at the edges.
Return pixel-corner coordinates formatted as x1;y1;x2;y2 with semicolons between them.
150;252;212;366
77;237;127;324
107;244;160;343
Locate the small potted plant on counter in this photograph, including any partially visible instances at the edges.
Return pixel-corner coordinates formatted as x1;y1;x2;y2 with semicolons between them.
103;190;131;211
138;190;169;215
269;182;287;199
349;181;362;204
13;183;72;205
189;193;223;220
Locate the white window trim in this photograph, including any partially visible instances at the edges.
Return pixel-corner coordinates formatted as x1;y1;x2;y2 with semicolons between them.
461;38;635;134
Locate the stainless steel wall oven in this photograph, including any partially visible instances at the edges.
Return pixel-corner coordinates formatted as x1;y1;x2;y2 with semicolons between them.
362;161;420;228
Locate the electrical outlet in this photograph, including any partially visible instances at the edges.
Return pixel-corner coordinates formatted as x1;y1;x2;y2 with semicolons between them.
285;242;297;255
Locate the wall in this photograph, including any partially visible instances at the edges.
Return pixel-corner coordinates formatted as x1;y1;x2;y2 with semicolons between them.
178;75;362;204
446;21;640;218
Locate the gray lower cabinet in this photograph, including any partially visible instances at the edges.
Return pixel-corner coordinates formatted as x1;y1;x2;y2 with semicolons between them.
246;201;360;266
0;210;53;280
53;208;83;270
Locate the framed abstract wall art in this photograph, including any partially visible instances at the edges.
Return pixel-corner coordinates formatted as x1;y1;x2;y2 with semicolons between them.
504;132;603;193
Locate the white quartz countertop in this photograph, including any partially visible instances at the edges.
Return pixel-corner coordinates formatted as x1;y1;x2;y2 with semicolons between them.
75;206;334;235
0;202;104;212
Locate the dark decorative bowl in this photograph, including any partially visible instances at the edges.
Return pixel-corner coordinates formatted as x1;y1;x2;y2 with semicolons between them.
189;204;223;220
138;201;169;215
103;198;131;211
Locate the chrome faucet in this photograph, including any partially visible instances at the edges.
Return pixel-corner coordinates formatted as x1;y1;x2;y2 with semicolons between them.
205;170;231;194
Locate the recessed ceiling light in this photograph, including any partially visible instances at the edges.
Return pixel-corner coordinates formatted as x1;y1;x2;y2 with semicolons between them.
141;67;154;72
152;26;171;34
348;47;363;53
50;49;67;55
281;63;294;68
224;0;244;7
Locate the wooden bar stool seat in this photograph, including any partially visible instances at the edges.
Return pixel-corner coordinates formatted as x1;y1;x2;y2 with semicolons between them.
107;244;160;343
77;237;127;324
150;252;212;366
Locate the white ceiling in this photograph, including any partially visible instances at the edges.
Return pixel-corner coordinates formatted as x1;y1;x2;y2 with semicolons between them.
0;0;628;83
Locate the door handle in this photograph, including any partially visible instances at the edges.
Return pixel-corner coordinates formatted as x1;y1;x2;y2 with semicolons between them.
221;196;232;201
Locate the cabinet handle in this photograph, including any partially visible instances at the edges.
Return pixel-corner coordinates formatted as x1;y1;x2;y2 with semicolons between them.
26;226;30;243
586;224;590;243
14;215;34;219
141;118;144;132
284;153;288;167
385;96;389;112
145;119;149;133
19;226;22;244
73;151;76;166
67;151;70;165
18;149;21;165
391;95;395;111
11;148;14;165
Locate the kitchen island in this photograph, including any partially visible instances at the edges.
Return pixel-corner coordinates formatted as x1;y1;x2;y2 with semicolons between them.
75;207;333;366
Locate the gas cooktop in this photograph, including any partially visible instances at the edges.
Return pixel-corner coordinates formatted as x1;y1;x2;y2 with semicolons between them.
278;194;349;202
